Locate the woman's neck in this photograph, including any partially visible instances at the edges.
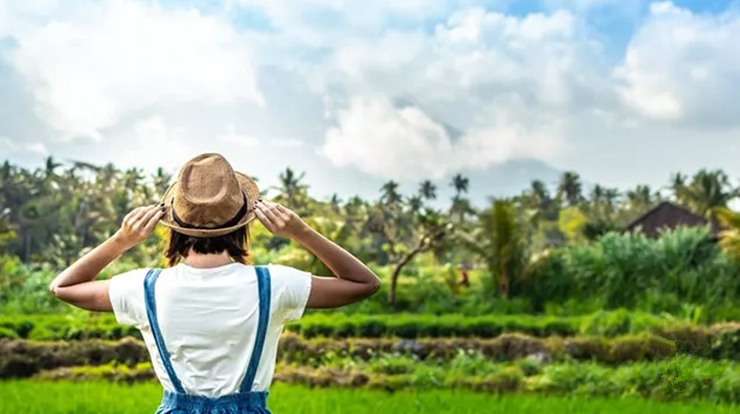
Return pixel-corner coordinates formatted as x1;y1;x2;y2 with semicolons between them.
182;250;233;269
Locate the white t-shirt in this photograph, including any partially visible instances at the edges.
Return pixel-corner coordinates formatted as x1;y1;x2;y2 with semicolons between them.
108;263;312;397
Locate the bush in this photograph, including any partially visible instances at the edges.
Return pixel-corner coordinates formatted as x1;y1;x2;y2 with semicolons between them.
522;227;740;321
0;338;148;378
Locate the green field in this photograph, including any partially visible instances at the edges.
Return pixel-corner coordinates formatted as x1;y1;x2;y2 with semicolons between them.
0;381;735;414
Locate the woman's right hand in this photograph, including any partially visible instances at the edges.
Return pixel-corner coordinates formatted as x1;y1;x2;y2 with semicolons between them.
254;200;308;239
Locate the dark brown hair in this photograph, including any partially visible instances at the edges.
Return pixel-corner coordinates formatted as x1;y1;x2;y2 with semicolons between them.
165;227;250;267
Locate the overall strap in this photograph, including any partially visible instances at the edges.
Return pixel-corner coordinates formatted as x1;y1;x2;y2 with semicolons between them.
144;269;186;394
239;266;272;393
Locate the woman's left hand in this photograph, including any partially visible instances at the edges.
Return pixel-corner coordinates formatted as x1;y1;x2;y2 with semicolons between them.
113;204;166;249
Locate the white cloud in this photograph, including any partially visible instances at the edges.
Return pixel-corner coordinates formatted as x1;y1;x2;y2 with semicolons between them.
8;0;263;141
217;124;261;147
319;8;597;177
134;115;169;144
325;7;606;109
321;97;564;180
0;136;49;156
2;0;740;191
0;0;60;38
0;137;19;153
27;142;48;155
543;0;639;12
270;139;304;148
616;2;740;127
322;97;453;179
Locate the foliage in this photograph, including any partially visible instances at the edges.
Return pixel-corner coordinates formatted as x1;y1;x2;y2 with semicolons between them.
521;227;740;319
460;199;528;298
0;310;696;341
714;207;740;261
1;158;739;318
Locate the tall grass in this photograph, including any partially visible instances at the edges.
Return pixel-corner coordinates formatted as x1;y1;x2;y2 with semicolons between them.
522;227;740;321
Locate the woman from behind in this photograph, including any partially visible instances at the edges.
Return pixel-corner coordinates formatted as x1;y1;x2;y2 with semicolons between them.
48;153;381;413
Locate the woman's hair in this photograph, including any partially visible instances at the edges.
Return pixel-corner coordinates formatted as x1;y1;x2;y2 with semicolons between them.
164;227;250;267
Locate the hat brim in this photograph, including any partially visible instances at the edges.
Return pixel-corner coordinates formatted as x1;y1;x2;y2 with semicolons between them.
159;172;260;238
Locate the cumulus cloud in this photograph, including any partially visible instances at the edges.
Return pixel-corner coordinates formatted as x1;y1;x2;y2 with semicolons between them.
319;8;597;178
322;97;564;180
323;97;454;179
1;0;739;190
0;136;48;157
616;2;740;128
326;7;604;107
217;124;262;147
8;0;263;141
27;142;48;155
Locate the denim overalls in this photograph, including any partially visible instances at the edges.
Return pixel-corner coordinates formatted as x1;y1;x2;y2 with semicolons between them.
143;267;272;414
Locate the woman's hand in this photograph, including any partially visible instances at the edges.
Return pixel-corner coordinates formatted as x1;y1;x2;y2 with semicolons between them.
48;204;164;312
254;200;308;239
113;204;166;249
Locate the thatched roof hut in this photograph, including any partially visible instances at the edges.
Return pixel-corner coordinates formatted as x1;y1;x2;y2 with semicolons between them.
624;201;721;239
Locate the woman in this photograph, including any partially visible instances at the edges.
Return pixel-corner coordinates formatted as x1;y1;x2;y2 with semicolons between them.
48;153;381;413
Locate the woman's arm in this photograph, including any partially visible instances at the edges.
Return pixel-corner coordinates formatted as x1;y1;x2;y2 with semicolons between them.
254;200;381;309
48;205;165;311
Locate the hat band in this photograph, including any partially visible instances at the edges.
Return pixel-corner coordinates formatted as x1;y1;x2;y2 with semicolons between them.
171;192;249;231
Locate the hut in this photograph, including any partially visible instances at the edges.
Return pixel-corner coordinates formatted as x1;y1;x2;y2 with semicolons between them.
624;201;721;239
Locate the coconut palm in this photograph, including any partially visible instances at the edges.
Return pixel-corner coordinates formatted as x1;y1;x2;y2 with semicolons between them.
459;199;528;298
557;171;583;207
678;169;738;217
418;180;437;201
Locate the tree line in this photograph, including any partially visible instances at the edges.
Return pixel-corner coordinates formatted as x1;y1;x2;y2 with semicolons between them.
1;157;738;308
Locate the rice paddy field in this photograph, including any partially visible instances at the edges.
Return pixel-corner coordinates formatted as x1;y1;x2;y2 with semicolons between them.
0;381;736;414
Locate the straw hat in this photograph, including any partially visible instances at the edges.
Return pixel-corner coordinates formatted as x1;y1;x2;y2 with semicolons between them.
160;153;260;238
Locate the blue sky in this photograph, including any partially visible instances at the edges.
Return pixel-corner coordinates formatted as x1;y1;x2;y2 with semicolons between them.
1;0;739;203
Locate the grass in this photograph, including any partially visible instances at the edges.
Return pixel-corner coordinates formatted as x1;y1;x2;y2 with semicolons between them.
0;381;737;414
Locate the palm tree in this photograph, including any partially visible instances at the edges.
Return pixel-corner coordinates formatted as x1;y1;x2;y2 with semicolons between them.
714;207;740;260
529;180;549;205
557;171;583;207
274;167;309;211
451;174;469;195
626;185;655;212
460;199;527;298
589;184;605;205
380;180;402;206
450;174;472;223
408;195;423;213
43;156;62;180
668;172;687;200
677;169;738;217
327;193;343;215
152;167;172;197
604;188;621;211
418;180;437;201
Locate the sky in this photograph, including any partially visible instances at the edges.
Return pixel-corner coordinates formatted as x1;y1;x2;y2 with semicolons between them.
1;0;739;203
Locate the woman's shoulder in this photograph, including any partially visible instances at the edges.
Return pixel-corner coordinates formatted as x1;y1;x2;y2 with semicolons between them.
110;268;151;282
260;264;311;277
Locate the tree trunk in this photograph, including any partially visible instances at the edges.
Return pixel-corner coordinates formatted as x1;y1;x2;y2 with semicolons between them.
498;261;510;299
388;245;427;309
24;229;32;263
388;264;401;309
